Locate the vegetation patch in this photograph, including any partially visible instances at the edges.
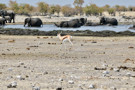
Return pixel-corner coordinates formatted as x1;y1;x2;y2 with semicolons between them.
0;28;135;37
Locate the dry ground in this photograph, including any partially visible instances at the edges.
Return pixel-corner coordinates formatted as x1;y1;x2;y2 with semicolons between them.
0;35;135;90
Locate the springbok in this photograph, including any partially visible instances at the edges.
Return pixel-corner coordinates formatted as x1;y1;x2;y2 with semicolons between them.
57;32;73;49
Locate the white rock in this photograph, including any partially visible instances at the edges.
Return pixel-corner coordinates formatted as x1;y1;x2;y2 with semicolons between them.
16;75;22;80
33;86;40;90
8;68;13;71
126;72;131;77
68;80;74;84
110;86;117;90
102;64;108;68
6;76;13;80
89;84;95;89
59;78;63;81
7;81;17;88
11;81;17;87
103;71;109;74
113;68;120;72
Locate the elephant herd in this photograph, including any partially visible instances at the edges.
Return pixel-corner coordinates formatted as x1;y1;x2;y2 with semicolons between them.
24;17;118;28
0;10;15;25
54;17;118;28
0;9;119;28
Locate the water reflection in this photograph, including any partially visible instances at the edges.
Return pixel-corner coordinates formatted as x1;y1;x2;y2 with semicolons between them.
3;24;135;32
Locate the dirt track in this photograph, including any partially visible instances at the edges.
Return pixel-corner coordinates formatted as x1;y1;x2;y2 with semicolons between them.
0;35;135;90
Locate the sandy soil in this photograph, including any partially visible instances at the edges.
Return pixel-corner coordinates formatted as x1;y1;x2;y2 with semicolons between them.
0;35;135;90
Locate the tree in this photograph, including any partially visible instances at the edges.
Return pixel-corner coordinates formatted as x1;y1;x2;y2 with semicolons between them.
61;5;74;16
132;7;135;11
55;5;61;15
108;8;115;15
9;0;19;13
73;0;84;15
114;5;120;11
37;2;49;15
49;5;56;14
0;3;7;9
83;4;103;16
102;4;110;11
49;5;61;15
119;6;127;11
18;4;34;14
128;6;135;11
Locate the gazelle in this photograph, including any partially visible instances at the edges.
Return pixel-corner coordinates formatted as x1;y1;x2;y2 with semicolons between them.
57;32;73;47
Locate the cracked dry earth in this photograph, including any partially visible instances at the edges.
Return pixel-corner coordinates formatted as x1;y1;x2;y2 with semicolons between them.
0;35;135;90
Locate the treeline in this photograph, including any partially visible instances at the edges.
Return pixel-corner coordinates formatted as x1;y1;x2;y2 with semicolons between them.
0;0;135;16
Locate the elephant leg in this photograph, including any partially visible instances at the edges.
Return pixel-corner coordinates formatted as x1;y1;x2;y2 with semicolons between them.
13;19;15;23
28;23;31;27
9;20;11;23
2;21;4;26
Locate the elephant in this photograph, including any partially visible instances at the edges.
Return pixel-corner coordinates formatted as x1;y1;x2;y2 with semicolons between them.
4;16;12;23
0;17;6;26
100;17;118;26
54;18;87;28
129;25;135;29
84;21;100;26
0;10;15;23
24;18;43;27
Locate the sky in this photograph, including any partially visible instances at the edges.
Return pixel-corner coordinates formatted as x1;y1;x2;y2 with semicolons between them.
1;0;135;7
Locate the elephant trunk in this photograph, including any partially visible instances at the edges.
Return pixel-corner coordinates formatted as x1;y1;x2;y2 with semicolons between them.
54;23;59;27
41;21;43;27
24;21;26;27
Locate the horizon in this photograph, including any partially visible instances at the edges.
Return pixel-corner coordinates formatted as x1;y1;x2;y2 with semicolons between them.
1;0;135;7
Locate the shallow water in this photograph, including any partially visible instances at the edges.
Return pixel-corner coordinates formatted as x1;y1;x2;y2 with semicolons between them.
2;24;135;32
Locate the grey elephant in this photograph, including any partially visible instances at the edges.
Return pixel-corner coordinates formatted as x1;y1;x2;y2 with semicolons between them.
54;18;87;28
0;10;15;23
0;17;6;25
129;25;135;29
100;17;118;26
24;18;43;27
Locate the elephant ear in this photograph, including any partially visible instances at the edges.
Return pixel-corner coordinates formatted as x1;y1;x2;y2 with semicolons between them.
28;18;31;23
84;18;87;23
80;18;87;25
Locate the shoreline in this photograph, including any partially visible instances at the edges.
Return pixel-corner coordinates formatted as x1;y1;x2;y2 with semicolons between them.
0;28;135;37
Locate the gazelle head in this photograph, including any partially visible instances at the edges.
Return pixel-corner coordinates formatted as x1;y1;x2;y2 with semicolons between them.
57;31;62;37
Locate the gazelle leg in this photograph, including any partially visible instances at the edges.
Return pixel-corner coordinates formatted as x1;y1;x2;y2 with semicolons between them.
60;42;63;50
68;39;73;45
62;41;66;50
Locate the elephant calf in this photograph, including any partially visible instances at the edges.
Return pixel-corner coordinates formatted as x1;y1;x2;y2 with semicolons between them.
24;18;43;27
0;17;6;26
